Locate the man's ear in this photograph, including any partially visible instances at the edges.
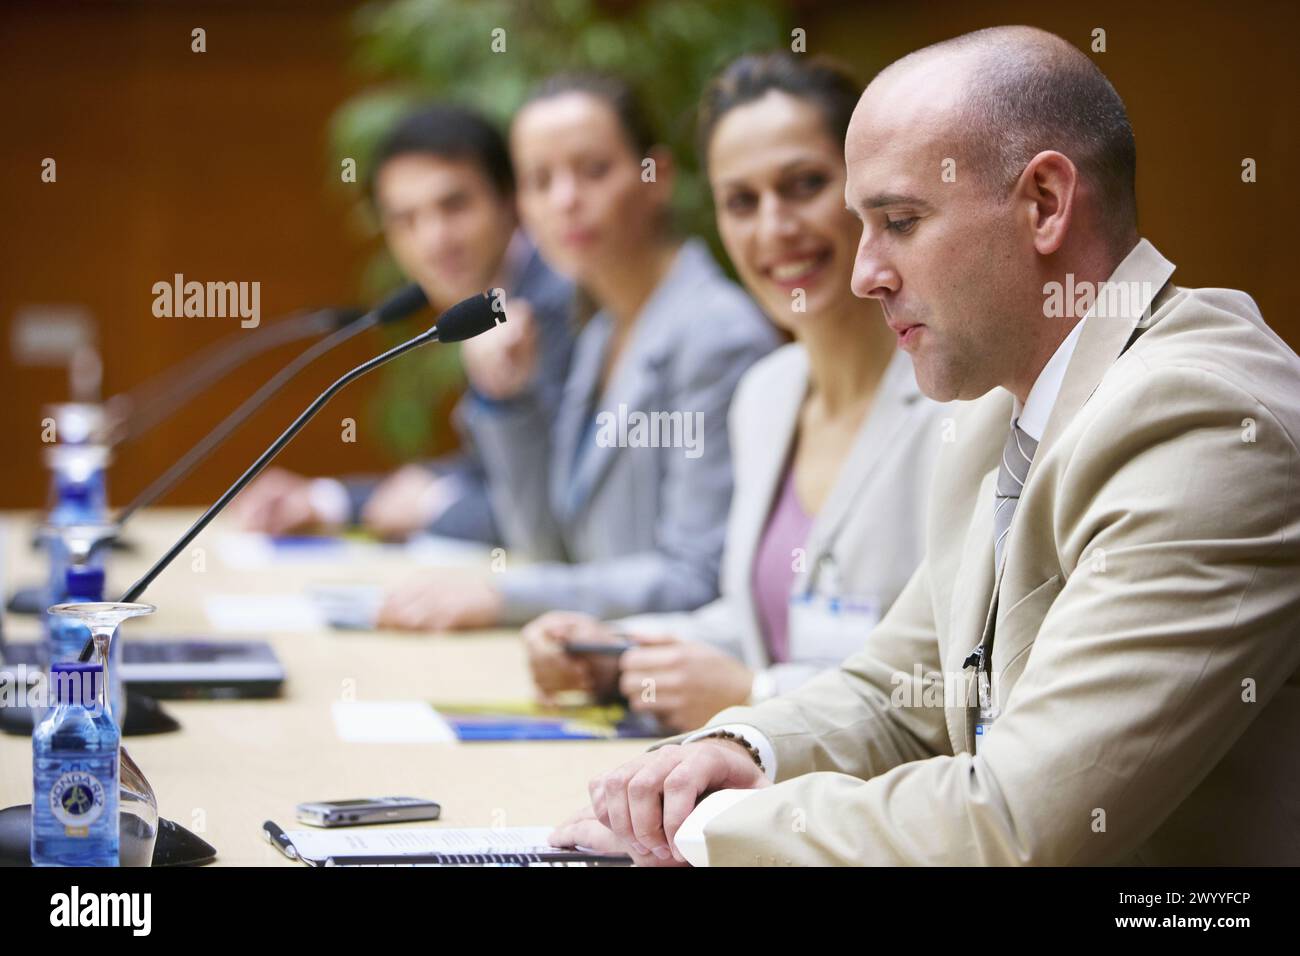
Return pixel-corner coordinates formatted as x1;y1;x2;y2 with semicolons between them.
1016;150;1078;256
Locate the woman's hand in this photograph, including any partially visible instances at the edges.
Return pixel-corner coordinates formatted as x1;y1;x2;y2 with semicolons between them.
522;611;623;703
618;635;755;733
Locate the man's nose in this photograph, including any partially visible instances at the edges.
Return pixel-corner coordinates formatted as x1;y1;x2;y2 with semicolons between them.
550;172;581;213
851;232;901;299
413;212;452;253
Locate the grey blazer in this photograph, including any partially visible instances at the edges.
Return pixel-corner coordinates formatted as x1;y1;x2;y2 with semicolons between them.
619;344;948;692
465;239;780;623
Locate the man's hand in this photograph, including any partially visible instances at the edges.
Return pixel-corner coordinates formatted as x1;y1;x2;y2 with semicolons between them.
618;634;755;733
376;570;503;631
548;804;672;866
522;611;623;703
461;297;538;400
588;740;770;864
361;464;452;541
229;467;337;535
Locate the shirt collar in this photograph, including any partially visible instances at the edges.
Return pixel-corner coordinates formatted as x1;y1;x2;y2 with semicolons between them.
1012;238;1174;441
1014;316;1086;441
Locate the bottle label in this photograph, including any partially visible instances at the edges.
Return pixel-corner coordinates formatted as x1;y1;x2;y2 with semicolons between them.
48;770;108;830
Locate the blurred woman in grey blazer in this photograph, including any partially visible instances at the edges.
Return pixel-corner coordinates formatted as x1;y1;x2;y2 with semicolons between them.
525;53;950;732
378;73;779;631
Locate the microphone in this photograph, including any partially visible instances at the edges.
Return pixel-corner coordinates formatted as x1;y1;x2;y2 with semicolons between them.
372;282;430;325
430;289;506;341
113;283;431;525
81;288;501;658
110;307;365;446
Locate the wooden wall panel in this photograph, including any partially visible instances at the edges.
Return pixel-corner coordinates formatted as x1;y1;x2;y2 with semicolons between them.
2;0;1295;511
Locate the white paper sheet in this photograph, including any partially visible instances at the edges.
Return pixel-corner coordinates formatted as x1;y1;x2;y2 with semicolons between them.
331;700;457;743
203;593;325;632
309;584;382;630
404;533;494;566
214;532;280;569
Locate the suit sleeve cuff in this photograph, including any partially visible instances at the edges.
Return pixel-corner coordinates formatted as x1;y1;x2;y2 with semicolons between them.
681;723;777;782
674;789;763;867
467;384;540;415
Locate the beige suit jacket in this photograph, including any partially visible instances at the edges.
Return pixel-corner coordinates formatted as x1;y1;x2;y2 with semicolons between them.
675;240;1300;865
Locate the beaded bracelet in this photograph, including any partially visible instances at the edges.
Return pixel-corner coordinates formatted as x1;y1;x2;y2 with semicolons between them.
695;729;765;775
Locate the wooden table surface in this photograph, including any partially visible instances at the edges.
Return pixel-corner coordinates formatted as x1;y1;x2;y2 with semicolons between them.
0;509;645;866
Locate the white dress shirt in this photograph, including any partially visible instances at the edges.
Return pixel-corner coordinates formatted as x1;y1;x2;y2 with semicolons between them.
673;315;1089;867
1014;314;1086;441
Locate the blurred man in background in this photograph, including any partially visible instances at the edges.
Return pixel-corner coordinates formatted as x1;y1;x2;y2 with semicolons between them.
231;103;573;543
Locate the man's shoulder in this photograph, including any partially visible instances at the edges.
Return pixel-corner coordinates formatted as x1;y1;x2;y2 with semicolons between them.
1116;284;1300;447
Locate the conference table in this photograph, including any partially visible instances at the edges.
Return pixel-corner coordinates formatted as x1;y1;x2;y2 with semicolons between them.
0;509;647;866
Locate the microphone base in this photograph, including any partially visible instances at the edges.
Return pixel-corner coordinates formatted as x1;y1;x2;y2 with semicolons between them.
0;805;216;867
0;691;181;737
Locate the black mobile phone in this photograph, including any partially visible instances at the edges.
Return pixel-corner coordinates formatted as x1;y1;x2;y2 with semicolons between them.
563;640;633;657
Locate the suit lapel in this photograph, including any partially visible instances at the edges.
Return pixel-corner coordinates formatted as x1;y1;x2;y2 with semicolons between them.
560;243;707;515
564;324;669;514
727;354;806;665
733;354;806;593
552;318;612;519
1032;240;1176;475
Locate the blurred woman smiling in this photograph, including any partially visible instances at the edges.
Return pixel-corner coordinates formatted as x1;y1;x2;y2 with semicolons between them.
526;53;949;733
377;73;777;631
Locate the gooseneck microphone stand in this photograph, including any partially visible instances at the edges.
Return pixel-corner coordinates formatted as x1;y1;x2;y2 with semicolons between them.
114;283;430;523
111;308;359;446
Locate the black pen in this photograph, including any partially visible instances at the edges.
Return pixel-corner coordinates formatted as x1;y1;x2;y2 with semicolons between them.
262;820;309;864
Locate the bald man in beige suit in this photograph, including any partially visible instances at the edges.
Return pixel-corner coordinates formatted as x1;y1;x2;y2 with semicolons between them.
550;26;1300;865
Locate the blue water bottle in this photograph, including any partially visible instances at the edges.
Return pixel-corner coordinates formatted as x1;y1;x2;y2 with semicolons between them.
43;444;110;604
31;662;120;867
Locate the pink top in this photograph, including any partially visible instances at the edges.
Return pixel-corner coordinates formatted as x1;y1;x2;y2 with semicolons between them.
750;466;814;663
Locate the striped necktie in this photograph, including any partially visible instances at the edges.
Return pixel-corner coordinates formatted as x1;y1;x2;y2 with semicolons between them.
993;419;1038;570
